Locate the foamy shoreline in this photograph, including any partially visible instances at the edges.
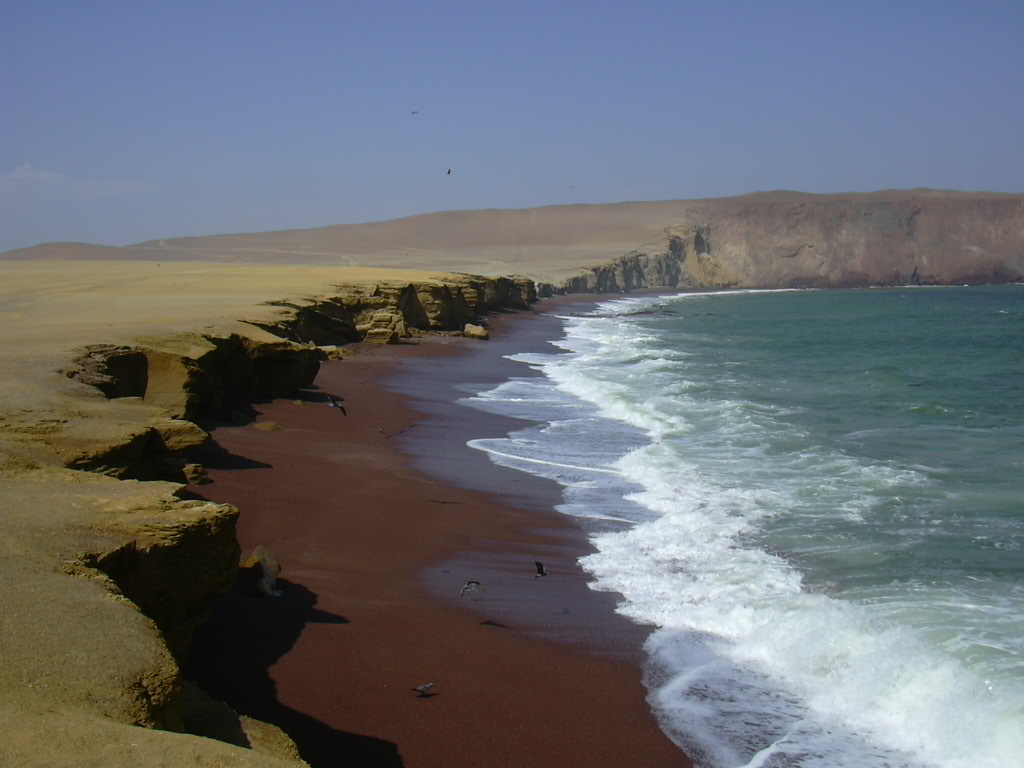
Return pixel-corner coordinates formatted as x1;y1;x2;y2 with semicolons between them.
184;311;693;766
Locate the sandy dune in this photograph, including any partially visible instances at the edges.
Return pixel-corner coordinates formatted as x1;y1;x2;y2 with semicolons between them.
0;201;704;282
4;191;1020;288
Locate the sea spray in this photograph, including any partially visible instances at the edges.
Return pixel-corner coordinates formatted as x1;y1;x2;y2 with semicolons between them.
463;286;1024;768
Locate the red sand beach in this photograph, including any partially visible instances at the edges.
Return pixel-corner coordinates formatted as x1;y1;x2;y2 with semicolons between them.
184;303;693;767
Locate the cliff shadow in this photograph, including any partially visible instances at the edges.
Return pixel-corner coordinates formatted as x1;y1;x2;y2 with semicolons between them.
185;437;274;471
184;571;404;768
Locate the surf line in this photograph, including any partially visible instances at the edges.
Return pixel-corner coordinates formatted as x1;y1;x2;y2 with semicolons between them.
466;440;623;475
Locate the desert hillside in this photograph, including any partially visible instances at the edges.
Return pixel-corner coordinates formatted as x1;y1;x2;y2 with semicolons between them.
4;190;1022;289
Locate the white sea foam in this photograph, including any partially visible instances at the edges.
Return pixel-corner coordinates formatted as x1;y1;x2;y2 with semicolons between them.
462;289;1024;768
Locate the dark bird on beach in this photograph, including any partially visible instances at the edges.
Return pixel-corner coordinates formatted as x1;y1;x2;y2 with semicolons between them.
534;561;549;578
460;580;482;597
413;683;435;696
326;394;347;415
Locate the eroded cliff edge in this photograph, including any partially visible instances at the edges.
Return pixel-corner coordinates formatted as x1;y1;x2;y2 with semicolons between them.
0;273;534;768
553;192;1024;294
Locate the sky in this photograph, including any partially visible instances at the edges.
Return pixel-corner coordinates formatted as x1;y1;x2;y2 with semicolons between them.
1;0;1022;252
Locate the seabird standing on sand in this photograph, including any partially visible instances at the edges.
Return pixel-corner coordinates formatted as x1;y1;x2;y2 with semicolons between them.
534;561;549;578
460;580;482;597
326;394;347;415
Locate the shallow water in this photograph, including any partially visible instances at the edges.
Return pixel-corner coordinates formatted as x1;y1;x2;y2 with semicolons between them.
462;285;1024;768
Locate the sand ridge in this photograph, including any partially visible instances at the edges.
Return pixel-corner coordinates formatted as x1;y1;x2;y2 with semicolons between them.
5;190;1021;289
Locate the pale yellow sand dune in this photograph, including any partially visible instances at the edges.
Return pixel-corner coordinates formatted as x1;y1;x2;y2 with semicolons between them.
1;201;713;281
6;191;1020;287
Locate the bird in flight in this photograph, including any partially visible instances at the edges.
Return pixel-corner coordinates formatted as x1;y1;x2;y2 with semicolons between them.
411;110;419;114
534;561;549;578
413;683;435;696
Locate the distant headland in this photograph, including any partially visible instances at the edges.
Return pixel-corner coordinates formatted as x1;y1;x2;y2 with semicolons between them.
3;189;1022;291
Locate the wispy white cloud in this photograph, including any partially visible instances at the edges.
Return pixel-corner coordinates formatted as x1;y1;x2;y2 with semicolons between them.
0;164;161;200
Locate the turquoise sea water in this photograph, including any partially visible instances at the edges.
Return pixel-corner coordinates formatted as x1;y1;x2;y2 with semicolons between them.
463;285;1024;768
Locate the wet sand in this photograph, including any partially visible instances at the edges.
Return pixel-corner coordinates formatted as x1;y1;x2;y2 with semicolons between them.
184;300;692;767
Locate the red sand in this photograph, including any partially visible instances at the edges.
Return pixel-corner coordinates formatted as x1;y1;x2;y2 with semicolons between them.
185;309;693;767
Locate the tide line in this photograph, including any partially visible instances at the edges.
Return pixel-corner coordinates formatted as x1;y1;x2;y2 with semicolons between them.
466;439;622;475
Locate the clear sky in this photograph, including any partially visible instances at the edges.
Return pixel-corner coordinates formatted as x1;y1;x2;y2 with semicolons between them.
2;0;1022;251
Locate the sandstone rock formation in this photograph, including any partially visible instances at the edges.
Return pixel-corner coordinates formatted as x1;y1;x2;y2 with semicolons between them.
553;192;1024;294
1;470;304;767
248;277;534;345
463;323;489;339
0;267;536;767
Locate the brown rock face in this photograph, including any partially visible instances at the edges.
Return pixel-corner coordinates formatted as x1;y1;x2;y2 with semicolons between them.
695;193;1024;288
556;192;1024;293
0;269;538;767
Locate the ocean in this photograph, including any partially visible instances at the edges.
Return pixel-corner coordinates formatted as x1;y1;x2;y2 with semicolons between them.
460;285;1023;768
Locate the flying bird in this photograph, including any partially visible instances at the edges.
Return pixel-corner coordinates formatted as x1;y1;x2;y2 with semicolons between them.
326;394;347;415
413;683;435;696
534;561;549;578
460;580;482;597
447;168;451;175
411;110;419;114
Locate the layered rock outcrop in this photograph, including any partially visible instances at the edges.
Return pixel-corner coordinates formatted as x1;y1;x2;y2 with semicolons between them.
2;471;305;767
0;271;535;767
552;192;1024;294
250;276;535;345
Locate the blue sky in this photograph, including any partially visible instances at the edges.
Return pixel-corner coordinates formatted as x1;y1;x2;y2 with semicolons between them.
2;0;1022;251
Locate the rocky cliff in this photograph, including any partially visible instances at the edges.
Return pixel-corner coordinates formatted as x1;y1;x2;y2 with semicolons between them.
0;272;535;767
553;192;1024;294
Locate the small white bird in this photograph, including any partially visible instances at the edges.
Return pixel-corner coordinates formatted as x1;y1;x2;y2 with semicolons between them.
534;561;549;578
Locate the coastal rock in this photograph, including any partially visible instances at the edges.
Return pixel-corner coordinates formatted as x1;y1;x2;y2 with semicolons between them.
463;323;489;339
182;462;210;485
244;275;531;345
0;270;542;766
558;193;1024;292
65;333;321;421
63;345;149;398
317;344;351;360
0;268;546;766
150;417;210;453
241;545;284;598
358;308;409;343
77;489;243;660
2;706;308;767
3;475;224;720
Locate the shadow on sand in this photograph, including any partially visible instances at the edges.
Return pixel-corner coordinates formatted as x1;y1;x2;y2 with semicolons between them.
184;571;404;768
186;438;274;471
